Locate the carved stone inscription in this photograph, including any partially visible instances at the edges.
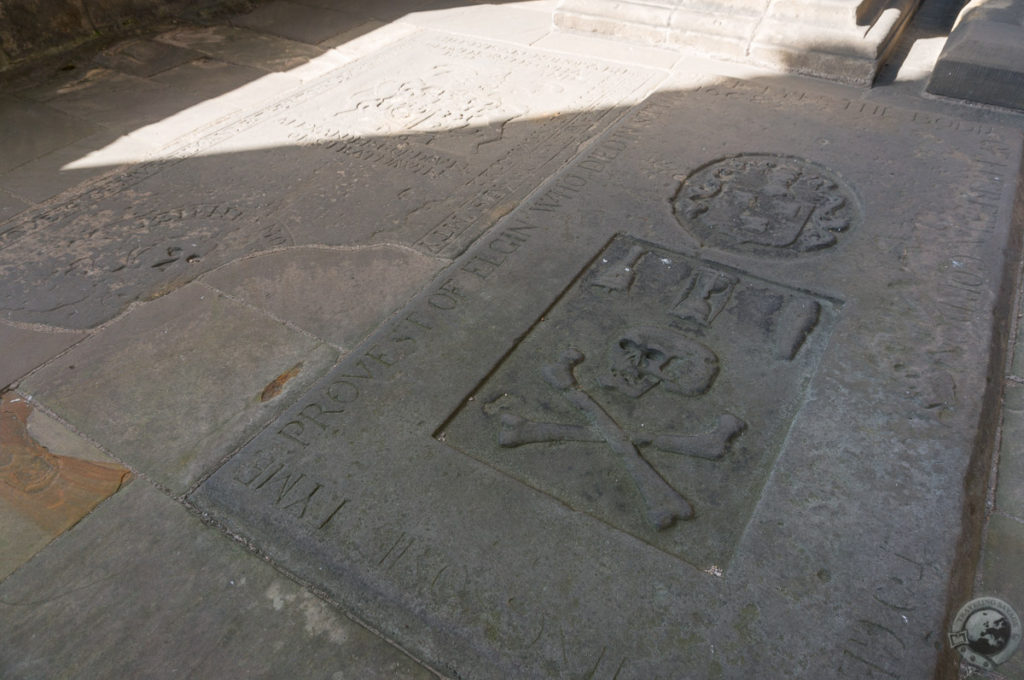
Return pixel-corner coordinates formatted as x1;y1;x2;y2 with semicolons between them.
673;154;860;257
0;32;657;328
440;236;839;569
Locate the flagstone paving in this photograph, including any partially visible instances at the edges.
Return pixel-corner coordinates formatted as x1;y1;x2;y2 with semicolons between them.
2;0;1024;678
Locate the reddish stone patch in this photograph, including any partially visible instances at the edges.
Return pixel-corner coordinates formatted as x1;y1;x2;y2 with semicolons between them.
0;391;130;535
260;362;303;402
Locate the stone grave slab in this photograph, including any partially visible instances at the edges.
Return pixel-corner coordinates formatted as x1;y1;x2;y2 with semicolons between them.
0;30;661;330
190;78;1024;678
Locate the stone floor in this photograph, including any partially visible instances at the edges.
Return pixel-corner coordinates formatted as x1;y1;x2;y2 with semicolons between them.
1;0;1023;678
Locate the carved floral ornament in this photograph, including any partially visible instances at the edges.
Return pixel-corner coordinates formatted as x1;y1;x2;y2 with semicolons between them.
672;154;860;257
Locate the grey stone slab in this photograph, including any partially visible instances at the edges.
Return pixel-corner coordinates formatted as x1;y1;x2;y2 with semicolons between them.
0;95;97;173
29;67;196;135
149;54;267;98
92;37;202;77
0;188;28;223
926;0;1024;111
554;0;921;85
0;480;436;680
19;283;338;494
532;30;684;70
156;25;325;72
190;78;1024;678
0;132;155;204
232;0;367;45
399;3;555;45
0;31;660;329
0;322;86;389
202;245;443;350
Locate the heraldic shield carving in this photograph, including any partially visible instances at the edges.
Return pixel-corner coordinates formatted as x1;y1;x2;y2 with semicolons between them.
672;154;860;257
439;236;841;570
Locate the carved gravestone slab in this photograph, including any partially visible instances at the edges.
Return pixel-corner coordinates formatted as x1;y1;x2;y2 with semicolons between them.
442;236;840;571
191;78;1024;678
0;31;658;329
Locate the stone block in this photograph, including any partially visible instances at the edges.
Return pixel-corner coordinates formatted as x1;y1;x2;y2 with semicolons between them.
926;0;1024;111
555;0;922;85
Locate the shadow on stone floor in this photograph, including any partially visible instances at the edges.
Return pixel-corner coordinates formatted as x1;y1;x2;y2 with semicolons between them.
1;6;1024;678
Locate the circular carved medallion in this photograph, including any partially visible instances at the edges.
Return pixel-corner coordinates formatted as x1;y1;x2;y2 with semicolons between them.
672;154;860;257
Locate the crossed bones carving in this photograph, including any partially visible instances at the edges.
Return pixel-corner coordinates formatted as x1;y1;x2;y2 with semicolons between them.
498;348;745;531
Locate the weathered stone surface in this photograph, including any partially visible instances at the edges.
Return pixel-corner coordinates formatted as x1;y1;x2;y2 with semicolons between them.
202;245;442;350
0;31;660;329
554;0;921;85
0;322;85;389
19;283;338;494
150;55;265;99
0;189;27;224
92;38;201;78
401;3;556;45
155;25;325;72
191;78;1023;678
0;481;436;679
926;0;1024;111
0;391;130;579
0;131;154;204
0;95;97;174
232;0;366;45
21;68;193;135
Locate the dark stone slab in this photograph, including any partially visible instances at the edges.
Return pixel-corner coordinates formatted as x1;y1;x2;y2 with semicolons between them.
0;481;436;679
92;38;201;77
0;95;97;173
190;78;1024;678
926;0;1024;111
0;31;660;329
231;0;366;45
